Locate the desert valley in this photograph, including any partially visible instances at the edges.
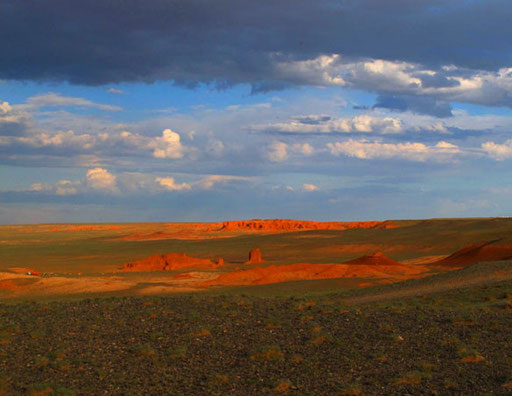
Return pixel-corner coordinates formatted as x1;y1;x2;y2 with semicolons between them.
3;218;512;299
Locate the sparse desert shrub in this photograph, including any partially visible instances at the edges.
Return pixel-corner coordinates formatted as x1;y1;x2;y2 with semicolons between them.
209;373;229;388
458;346;485;363
0;377;9;396
273;379;292;393
389;334;404;342
392;371;430;385
26;384;54;396
265;322;282;329
339;384;362;395
417;361;437;372
444;378;458;390
295;300;317;311
194;328;211;337
290;354;304;363
150;331;164;340
311;335;328;345
169;345;187;359
134;343;157;357
250;346;284;361
300;315;314;323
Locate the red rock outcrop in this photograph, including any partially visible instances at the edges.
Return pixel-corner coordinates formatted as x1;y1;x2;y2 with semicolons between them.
435;240;512;267
122;253;224;272
246;248;263;264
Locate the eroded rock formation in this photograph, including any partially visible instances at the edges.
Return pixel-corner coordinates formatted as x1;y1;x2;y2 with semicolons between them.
246;248;263;264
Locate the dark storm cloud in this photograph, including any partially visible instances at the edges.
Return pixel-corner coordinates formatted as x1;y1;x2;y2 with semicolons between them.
1;0;511;86
412;72;461;89
292;115;332;125
373;95;453;118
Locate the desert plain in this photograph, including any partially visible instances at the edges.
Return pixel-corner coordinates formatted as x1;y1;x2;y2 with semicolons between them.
1;217;512;394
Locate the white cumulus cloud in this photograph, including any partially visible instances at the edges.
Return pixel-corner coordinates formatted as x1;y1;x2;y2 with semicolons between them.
27;92;122;111
267;141;288;162
86;168;117;191
275;54;512;110
151;128;184;159
254;114;403;134
327;139;460;161
293;143;314;155
303;184;318;191
0;101;12;114
155;177;191;191
481;140;512;160
197;175;254;189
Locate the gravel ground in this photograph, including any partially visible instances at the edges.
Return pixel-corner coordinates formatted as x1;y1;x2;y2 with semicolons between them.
1;291;512;395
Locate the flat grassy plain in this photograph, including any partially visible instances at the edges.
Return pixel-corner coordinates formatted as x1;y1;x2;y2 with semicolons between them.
1;218;512;394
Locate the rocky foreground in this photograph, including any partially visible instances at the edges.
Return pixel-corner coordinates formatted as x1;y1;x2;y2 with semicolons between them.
1;279;512;395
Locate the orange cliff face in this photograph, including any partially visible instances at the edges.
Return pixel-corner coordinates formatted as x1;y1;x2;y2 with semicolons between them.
121;253;224;272
111;219;399;241
216;219;397;232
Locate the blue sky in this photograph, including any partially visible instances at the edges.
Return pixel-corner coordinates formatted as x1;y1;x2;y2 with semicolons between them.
2;0;512;223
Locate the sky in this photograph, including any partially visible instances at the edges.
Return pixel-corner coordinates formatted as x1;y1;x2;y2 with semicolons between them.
1;0;512;223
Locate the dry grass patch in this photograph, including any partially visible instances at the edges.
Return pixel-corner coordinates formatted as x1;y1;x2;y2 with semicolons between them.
194;328;211;337
211;373;229;386
392;371;430;385
250;346;284;362
273;379;292;393
295;300;317;311
458;347;485;363
339;384;362;395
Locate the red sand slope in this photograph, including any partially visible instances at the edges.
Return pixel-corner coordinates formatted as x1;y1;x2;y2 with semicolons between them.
122;253;224;272
343;252;402;266
202;253;427;287
435;240;512;267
